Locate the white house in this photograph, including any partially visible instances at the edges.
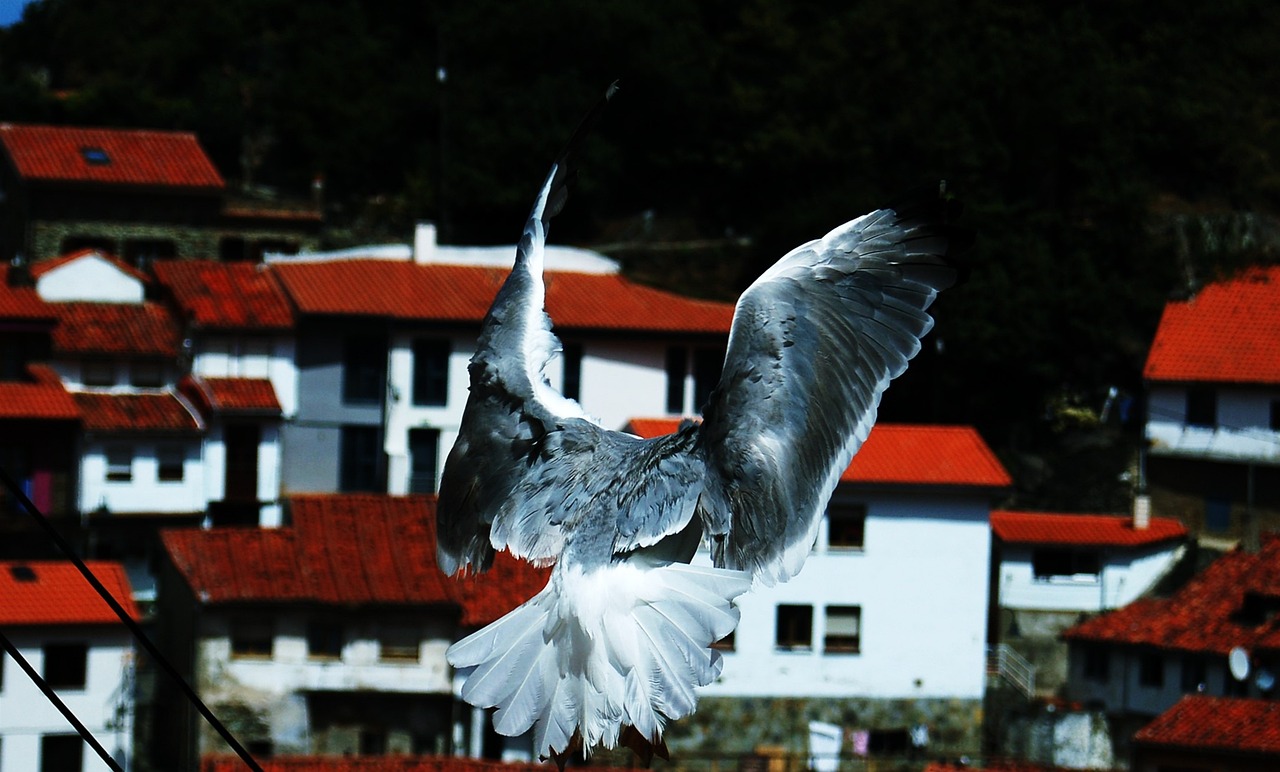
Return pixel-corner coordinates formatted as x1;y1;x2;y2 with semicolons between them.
627;418;1012;757
0;560;137;772
154;494;547;770
1143;264;1280;541
264;240;733;499
992;509;1187;614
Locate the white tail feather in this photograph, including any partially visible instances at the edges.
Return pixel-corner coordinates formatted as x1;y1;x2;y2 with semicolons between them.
448;561;750;758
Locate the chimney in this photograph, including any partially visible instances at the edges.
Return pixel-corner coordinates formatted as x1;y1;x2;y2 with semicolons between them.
413;221;438;264
1132;494;1151;530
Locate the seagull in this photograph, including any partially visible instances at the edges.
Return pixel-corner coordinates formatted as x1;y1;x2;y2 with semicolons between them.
437;85;967;765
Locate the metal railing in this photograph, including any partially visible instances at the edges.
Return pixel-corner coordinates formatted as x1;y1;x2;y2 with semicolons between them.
987;643;1036;698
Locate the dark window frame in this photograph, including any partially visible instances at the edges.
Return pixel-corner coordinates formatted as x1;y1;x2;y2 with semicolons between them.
775;604;814;651
42;642;88;689
411;338;451;406
828;503;867;550
1185;387;1217;428
342;335;387;405
823;605;862;654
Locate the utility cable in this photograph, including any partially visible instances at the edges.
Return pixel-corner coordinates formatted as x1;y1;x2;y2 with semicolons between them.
0;465;263;772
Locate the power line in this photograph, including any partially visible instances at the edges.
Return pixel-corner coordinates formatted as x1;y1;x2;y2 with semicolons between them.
0;465;263;772
0;629;124;771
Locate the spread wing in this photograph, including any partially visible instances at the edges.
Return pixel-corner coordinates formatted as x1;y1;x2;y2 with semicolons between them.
437;85;617;575
697;192;967;585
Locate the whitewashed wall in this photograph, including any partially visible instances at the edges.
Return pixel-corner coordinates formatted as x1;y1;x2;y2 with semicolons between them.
35;252;143;303
79;439;205;514
998;543;1184;612
1147;385;1280;463
193;335;299;418
0;627;134;772
698;490;992;700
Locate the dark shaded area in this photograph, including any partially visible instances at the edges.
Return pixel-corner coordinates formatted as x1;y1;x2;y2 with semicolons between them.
4;0;1280;511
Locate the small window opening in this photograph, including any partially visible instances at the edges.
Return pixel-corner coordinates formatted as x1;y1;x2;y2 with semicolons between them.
80;147;111;165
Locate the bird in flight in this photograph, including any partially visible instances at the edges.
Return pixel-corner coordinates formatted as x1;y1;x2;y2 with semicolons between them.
437;84;967;766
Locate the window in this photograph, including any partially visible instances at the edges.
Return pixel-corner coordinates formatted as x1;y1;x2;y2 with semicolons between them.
828;503;866;549
307;621;343;660
105;445;132;482
562;342;583;401
775;604;813;651
1031;548;1100;580
1271;400;1280;432
1205;496;1232;533
408;428;440;494
123;239;176;268
41;734;84;772
83;360;114;387
130;361;164;388
1185;387;1217;428
230;619;274;659
43;643;87;689
157;444;184;482
665;346;687;414
1180;655;1206;693
1082;646;1110;683
824;606;861;654
1139;652;1164;688
342;335;387;404
412;339;451;406
379;624;420;662
339;426;384;493
79;146;111;165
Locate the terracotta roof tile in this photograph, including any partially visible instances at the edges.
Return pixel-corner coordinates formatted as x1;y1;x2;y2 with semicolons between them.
625;419;1011;488
162;494;548;626
179;375;281;416
0;265;56;322
0;123;224;189
1064;535;1280;654
153;260;294;331
992;510;1187;547
1144;265;1280;384
50;301;180;357
1134;695;1280;755
0;560;139;625
270;259;734;334
0;364;80;420
72;391;202;433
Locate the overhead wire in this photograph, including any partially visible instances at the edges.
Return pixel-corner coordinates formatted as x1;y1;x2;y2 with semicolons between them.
0;464;263;772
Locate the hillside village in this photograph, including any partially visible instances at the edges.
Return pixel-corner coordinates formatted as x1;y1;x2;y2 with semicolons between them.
1;124;1279;772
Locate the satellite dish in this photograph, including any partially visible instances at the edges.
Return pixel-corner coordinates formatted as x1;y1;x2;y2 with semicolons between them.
1257;669;1275;692
1229;647;1251;681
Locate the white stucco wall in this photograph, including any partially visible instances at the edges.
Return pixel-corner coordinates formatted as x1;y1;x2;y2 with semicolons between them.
0;627;134;772
1147;385;1280;463
998;543;1185;612
35;253;144;304
79;439;206;514
698;490;992;700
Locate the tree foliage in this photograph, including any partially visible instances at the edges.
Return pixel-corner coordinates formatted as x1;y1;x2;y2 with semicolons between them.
4;0;1280;509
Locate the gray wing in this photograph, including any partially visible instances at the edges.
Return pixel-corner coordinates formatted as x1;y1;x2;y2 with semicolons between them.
697;193;965;585
437;86;616;575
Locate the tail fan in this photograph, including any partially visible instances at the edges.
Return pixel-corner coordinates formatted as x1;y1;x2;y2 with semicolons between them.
448;561;751;760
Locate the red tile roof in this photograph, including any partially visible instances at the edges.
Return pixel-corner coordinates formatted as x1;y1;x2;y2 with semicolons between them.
0;364;80;420
1064;535;1280;654
992;510;1187;547
202;756;624;772
50;301;180;357
625;419;1011;488
0;123;224;190
1144;265;1280;384
72;391;203;433
179;375;282;416
1134;695;1280;755
153;260;294;331
0;265;56;322
162;494;549;626
270;259;735;334
0;560;139;625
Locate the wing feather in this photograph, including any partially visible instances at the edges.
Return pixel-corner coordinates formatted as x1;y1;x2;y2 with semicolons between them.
698;191;965;584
